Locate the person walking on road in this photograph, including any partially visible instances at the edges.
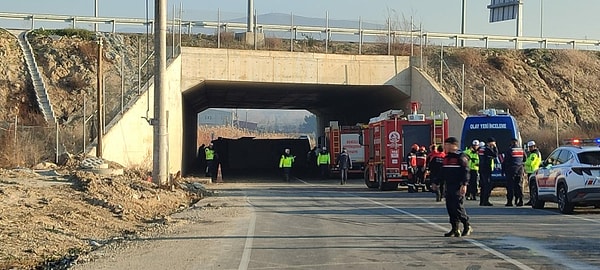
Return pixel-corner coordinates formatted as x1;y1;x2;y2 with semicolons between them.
502;138;525;206
205;143;218;182
336;148;352;185
429;145;446;202
432;137;471;237
279;148;295;182
464;140;480;201
478;137;498;206
317;147;331;179
524;140;542;206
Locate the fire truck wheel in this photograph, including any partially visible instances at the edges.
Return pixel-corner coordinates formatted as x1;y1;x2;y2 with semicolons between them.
365;170;378;189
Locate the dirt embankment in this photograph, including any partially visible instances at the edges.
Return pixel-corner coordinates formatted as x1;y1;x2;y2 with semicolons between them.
0;165;211;269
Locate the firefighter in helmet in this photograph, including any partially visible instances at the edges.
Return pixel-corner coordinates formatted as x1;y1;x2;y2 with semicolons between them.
415;145;428;191
407;144;419;193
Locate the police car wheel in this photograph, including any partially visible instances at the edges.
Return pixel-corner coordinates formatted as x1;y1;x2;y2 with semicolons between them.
530;182;545;209
557;185;574;214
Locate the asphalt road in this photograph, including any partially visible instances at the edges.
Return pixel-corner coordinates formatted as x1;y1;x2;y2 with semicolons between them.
76;177;600;270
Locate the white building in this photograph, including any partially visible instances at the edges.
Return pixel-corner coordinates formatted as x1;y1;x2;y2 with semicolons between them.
198;109;233;126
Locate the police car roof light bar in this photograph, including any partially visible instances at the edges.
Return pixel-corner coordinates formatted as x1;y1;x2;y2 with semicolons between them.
561;138;600;146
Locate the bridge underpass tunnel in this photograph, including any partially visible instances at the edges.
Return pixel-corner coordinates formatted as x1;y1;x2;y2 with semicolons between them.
181;80;409;177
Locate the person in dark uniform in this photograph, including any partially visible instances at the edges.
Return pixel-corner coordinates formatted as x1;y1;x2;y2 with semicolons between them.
502;138;525;207
432;137;471;237
336;148;352;185
478;137;498;206
429;145;446;202
406;144;419;193
197;144;206;175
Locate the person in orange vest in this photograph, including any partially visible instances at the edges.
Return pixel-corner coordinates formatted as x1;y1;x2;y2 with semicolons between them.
406;144;419;193
415;145;428;191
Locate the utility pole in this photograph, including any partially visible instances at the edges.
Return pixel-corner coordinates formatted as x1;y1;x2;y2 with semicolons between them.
152;0;168;186
96;35;103;158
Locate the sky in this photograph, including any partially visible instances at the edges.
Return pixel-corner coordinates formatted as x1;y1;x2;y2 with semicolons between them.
2;0;600;41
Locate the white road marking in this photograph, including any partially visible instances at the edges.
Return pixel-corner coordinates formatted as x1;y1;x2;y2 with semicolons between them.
238;198;257;270
496;236;597;270
357;196;535;270
292;179;600;269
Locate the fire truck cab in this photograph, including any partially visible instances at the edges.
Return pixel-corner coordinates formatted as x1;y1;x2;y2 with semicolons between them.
323;122;366;176
361;102;449;191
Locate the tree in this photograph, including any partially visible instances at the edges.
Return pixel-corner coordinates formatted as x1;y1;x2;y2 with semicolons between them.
299;115;316;133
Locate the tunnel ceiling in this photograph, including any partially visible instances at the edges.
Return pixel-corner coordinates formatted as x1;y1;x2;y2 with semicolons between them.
183;80;410;124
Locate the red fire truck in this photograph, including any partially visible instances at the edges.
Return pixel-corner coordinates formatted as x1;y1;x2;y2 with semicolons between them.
362;102;449;191
323;122;365;176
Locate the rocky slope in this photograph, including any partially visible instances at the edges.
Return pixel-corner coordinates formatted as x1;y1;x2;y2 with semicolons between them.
0;30;42;124
426;47;600;152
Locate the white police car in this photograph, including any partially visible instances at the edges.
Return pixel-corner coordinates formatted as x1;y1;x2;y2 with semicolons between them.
529;138;600;214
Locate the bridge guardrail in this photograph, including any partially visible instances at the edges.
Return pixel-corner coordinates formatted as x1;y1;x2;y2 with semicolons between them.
1;11;599;50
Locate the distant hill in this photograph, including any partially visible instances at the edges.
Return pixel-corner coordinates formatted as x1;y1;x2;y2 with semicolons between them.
227;13;385;30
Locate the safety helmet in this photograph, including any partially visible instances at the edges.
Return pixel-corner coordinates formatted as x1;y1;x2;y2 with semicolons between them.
322;146;327;150
479;142;485;148
472;139;480;146
527;141;536;147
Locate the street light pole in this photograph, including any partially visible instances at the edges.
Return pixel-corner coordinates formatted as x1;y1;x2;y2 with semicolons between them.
540;0;544;38
94;0;98;32
96;35;103;158
461;0;466;47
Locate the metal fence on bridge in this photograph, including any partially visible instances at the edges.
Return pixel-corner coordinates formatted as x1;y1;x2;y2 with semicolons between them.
1;11;600;52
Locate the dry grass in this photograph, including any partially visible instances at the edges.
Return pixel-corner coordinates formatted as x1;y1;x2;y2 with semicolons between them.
264;37;283;50
0;124;55;167
196;125;295;146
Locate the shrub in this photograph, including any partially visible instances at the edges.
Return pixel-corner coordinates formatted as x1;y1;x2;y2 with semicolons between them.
78;42;97;61
264;37;282;49
31;28;95;40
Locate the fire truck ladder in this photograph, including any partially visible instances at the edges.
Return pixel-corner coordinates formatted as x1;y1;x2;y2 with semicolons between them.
331;128;341;154
432;112;445;145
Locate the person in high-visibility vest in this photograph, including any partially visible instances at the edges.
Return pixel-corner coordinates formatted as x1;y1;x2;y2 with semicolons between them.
464;140;480;201
524;140;542;206
205;143;217;181
279;148;295;182
317;146;331;179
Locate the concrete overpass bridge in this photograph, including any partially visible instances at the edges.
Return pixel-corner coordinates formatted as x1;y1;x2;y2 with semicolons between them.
96;47;464;176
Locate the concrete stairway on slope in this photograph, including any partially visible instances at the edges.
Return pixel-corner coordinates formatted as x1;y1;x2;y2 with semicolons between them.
13;30;56;124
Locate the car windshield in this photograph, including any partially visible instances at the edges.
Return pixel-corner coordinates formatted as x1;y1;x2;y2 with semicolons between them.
577;151;600;165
